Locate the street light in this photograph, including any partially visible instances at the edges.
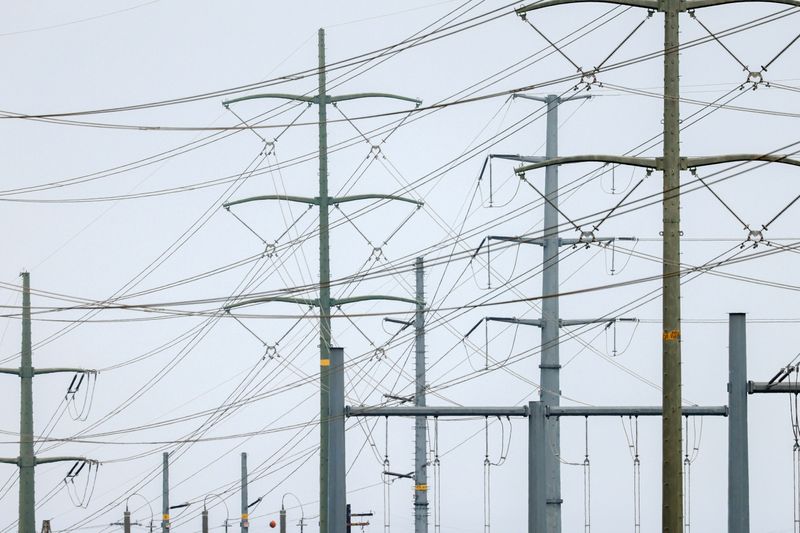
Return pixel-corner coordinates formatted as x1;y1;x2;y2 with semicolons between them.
281;493;306;533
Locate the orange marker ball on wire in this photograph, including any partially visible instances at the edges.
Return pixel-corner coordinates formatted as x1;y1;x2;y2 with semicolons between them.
269;520;277;528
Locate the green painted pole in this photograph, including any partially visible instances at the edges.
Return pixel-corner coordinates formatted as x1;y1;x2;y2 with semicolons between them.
19;271;35;533
662;2;683;531
317;27;332;533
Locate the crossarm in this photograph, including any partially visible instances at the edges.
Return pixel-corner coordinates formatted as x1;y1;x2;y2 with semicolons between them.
328;93;421;106
490;154;546;164
0;368;19;376
37;456;94;465
516;155;658;174
685;154;800;169
225;296;319;311
686;0;800;9
330;194;422;206
0;457;17;465
516;0;659;14
223;195;319;209
332;295;418;306
34;368;96;376
223;94;316;107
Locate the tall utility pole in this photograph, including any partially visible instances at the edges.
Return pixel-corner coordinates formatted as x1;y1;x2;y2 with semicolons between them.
222;29;420;533
0;272;95;533
241;452;249;533
514;1;800;529
413;257;427;533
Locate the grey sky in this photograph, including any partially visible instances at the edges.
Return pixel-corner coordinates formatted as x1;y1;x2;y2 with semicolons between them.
1;1;800;532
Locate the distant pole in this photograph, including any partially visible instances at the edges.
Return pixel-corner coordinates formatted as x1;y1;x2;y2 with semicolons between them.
280;506;287;533
328;347;346;533
241;452;249;533
414;257;428;533
19;272;35;533
124;510;132;533
728;313;749;533
162;452;169;533
202;509;209;533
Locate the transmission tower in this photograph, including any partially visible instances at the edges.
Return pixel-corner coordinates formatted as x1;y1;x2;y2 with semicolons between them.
220;28;421;533
512;1;800;530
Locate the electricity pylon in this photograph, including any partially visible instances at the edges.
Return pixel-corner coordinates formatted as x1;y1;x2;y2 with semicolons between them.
513;1;800;530
221;28;421;533
0;272;96;533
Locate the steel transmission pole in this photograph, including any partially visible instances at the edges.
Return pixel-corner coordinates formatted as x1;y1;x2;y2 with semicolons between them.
222;29;420;533
316;33;333;532
0;272;96;533
540;94;564;532
727;313;749;533
19;272;34;533
414;257;428;533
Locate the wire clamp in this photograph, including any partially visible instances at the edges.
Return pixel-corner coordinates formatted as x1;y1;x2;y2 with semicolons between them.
372;347;386;361
370;144;382;157
371;247;384;261
264;345;279;360
263;242;277;258
741;70;768;91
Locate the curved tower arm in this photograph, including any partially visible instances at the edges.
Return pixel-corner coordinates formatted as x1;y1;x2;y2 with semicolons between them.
331;295;418;306
685;154;800;169
516;0;659;14
223;195;319;209
34;368;96;376
225;296;320;311
329;93;421;106
330;193;423;206
516;155;658;174
223;94;316;107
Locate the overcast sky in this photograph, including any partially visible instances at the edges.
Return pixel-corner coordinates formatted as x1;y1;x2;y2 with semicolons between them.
1;1;800;532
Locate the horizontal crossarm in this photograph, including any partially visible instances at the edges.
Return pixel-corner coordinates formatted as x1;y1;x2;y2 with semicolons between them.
226;294;418;311
0;368;19;376
685;0;800;10
226;296;320;311
685;154;800;169
223;195;319;208
749;381;800;393
328;93;421;106
347;405;529;417
330;194;423;206
490;154;546;164
548;405;728;416
34;368;96;376
37;456;95;465
516;0;659;15
331;295;418;307
223;94;316;107
516;155;658;174
0;457;17;465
